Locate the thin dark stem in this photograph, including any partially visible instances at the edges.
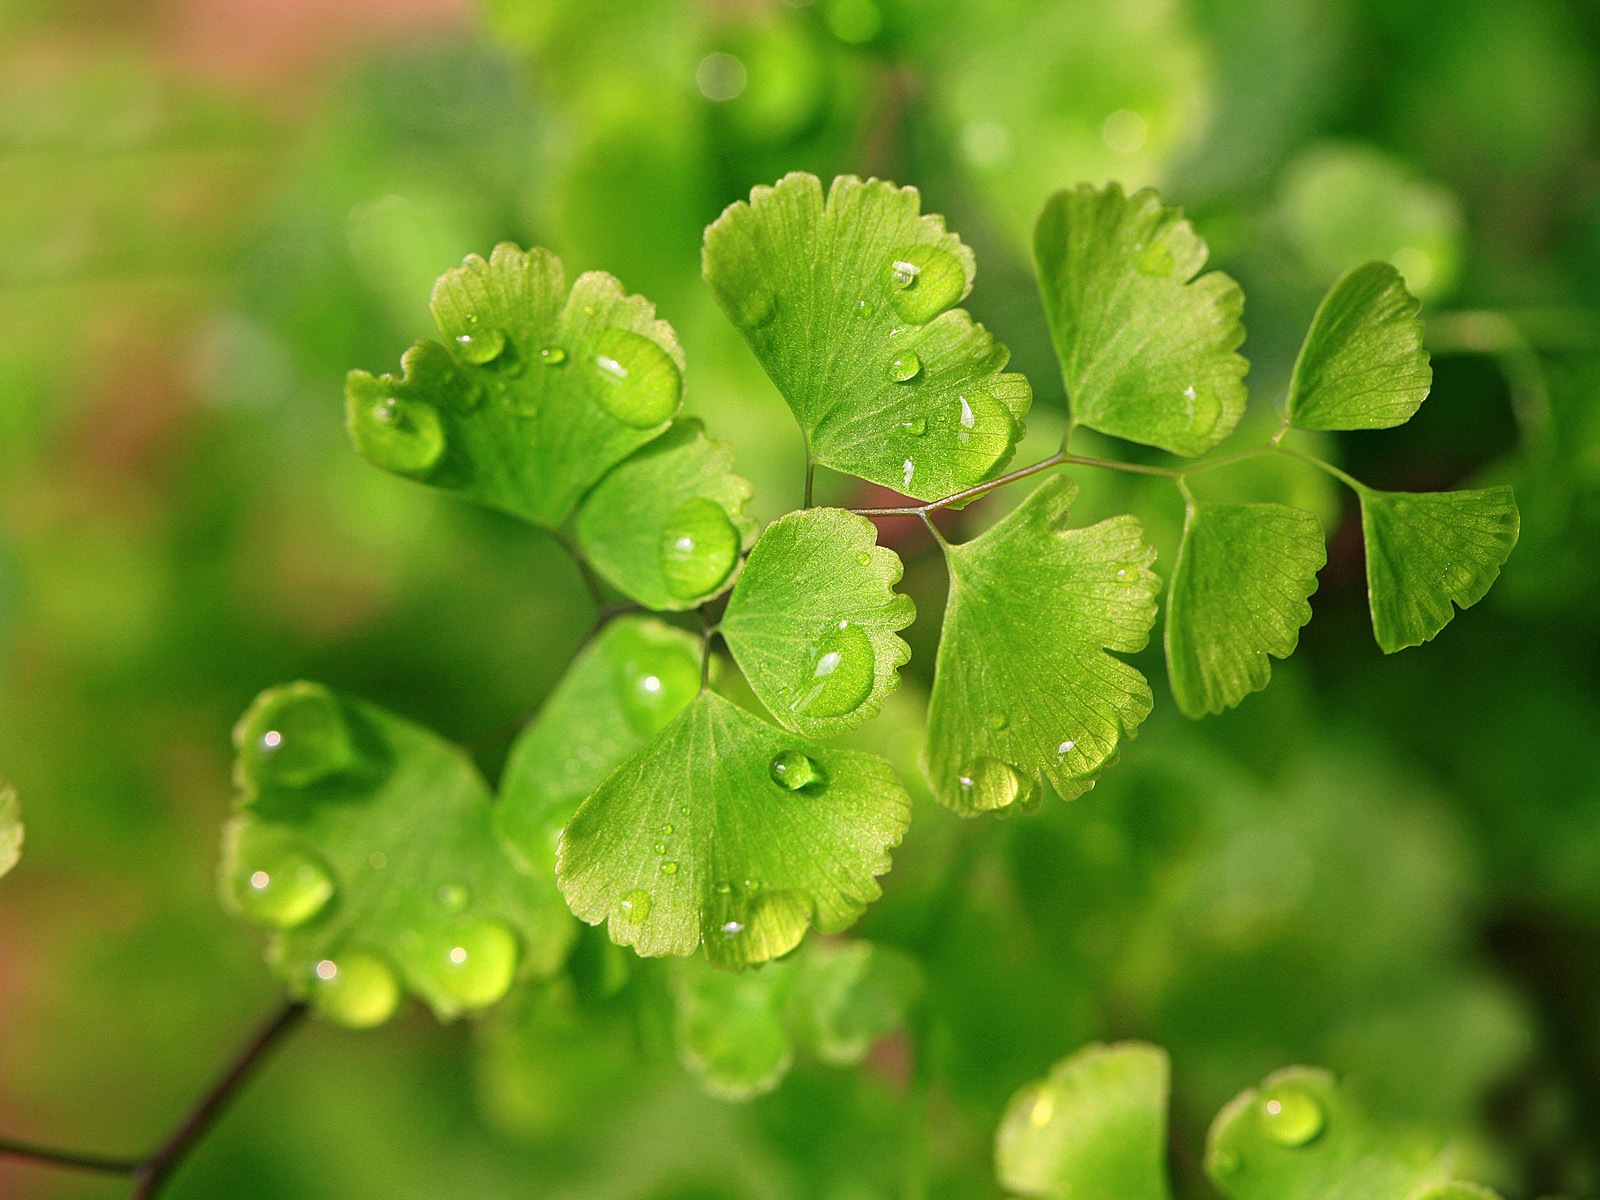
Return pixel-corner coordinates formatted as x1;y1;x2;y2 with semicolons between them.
1063;453;1181;478
852;452;1067;516
0;1138;140;1176
129;1002;308;1199
698;607;715;690
553;532;609;611
804;458;816;509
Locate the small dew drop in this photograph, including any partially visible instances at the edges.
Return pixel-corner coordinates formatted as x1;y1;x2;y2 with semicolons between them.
619;889;653;920
426;918;520;1011
902;416;927;436
454;326;507;365
661;823;674;836
310;950;401;1029
228;831;335;929
986;712;1008;731
371;398;398;426
315;959;338;981
769;750;827;791
857;298;877;320
539;346;567;365
887;350;922;383
956;757;1026;811
721;921;744;936
653;841;666;854
1259;1083;1325;1147
888;259;920;289
660;860;679;875
854;549;872;566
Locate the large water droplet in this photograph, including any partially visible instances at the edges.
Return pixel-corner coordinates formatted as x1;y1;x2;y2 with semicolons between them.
353;392;446;477
885;245;967;323
618;889;652;920
226;828;334;928
616;646;701;737
454;326;506;365
887;350;922;383
956;757;1026;811
589;330;681;428
1180;382;1221;432
769;750;827;791
241;682;356;789
310;950;401;1029
949;390;1016;487
1259;1083;1325;1147
793;621;875;718
423;918;520;1012
1135;239;1175;276
658;497;740;600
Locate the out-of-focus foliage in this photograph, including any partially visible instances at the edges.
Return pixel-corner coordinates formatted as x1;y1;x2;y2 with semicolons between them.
1;0;1598;1197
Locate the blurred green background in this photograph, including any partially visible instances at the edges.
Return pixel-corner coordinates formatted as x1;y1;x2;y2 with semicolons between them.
1;0;1598;1196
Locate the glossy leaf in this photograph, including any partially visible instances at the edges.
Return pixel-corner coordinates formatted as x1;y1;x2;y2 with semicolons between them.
1288;261;1432;431
575;420;759;610
1035;183;1248;456
1164;502;1326;717
1359;486;1520;653
223;682;576;1026
924;478;1159;814
997;1042;1171;1200
703;172;1032;501
346;243;683;529
720;507;915;738
556;691;911;968
0;781;19;879
1207;1067;1458;1200
495;617;703;875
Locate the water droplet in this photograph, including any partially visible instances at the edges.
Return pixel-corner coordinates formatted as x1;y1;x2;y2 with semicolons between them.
422;918;520;1012
743;879;760;891
769;750;827;791
1259;1083;1325;1147
986;712;1009;731
1029;1086;1056;1128
793;621;875;718
901;415;927;436
1180;382;1221;431
1211;1148;1241;1177
854;549;873;566
588;329;681;428
454;326;506;365
618;889;653;920
658;497;740;599
539;346;567;365
956;757;1026;811
721;921;744;936
653;841;666;854
616;646;700;737
310;949;401;1029
226;829;334;929
436;882;469;912
352;390;446;477
885;245;967;323
949;390;1016;487
660;860;679;875
887;350;922;383
857;298;877;319
1136;239;1175;276
242;682;356;789
714;881;732;895
1057;740;1077;755
661;823;674;836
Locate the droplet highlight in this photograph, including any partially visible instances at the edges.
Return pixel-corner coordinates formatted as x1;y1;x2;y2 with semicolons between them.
887;350;922;383
618;889;653;920
658;497;740;600
352;391;446;477
454;326;506;365
949;390;1016;487
422;917;520;1013
885;245;967;323
956;757;1026;811
1259;1083;1325;1147
615;647;701;737
793;621;875;719
226;829;334;929
241;682;356;789
589;329;681;428
769;750;827;791
660;860;679;875
310;950;401;1029
539;346;567;365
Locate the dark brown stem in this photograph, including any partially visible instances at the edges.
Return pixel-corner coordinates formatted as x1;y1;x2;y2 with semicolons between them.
0;1137;140;1176
129;1002;308;1199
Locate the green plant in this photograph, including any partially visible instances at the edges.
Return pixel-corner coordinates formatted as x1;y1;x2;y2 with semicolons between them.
0;173;1519;1197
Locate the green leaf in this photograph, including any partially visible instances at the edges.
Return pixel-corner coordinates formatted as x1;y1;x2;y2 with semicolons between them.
556;691;911;968
996;1041;1171;1200
575;420;759;610
720;507;915;738
1034;183;1248;457
1206;1067;1457;1200
790;938;921;1067
1359;486;1520;653
1413;1186;1504;1200
703;172;1032;501
346;243;683;529
495;616;704;876
1287;261;1432;431
673;954;796;1101
222;682;576;1027
1164;503;1326;718
924;477;1159;814
0;781;20;879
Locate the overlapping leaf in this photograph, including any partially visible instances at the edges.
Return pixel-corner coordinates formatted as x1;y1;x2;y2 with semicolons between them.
222;683;576;1027
924;477;1159;814
495;617;703;875
346;243;683;528
575;420;758;610
703;172;1032;500
997;1042;1171;1200
720;508;915;738
1359;486;1519;652
1035;183;1248;456
1288;261;1432;431
556;691;911;968
1165;502;1326;717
